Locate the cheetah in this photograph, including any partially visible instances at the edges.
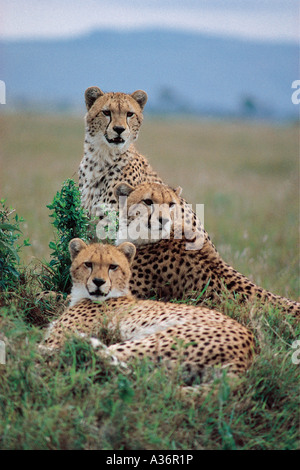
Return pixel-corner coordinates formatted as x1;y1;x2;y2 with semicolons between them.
43;239;255;380
79;86;162;216
114;181;300;317
79;86;205;248
78;86;299;317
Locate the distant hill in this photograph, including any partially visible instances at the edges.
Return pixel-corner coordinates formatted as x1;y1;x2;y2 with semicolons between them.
0;29;298;119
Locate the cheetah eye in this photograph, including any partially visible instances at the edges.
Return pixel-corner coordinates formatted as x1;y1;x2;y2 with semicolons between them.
109;264;119;271
102;110;111;117
169;202;176;208
143;199;153;206
84;262;93;269
127;111;134;118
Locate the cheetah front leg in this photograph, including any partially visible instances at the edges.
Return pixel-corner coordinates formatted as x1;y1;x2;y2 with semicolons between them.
87;336;129;371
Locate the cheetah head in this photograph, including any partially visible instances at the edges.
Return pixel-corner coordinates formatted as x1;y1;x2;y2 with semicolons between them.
69;238;136;306
84;86;147;154
114;182;182;246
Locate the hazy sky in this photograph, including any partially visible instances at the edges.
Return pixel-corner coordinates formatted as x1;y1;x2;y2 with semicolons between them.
0;0;299;43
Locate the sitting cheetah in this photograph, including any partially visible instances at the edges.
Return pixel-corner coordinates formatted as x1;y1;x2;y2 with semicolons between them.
79;85;205;247
79;87;162;216
43;239;255;380
114;181;300;317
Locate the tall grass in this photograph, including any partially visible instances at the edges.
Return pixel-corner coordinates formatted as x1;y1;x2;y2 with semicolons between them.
1;113;298;299
0;112;299;450
0;297;299;450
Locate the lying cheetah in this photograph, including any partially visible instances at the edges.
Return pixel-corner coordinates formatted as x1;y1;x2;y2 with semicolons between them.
114;182;300;317
43;239;255;380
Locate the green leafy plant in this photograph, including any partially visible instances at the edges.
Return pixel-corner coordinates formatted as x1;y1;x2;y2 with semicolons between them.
0;199;30;291
95;202;119;244
40;179;93;294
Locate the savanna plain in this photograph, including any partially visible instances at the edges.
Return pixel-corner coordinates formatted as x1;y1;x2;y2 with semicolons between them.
0;112;299;450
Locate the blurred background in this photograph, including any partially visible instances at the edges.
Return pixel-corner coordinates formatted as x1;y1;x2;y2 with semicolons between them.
0;0;299;298
0;0;299;119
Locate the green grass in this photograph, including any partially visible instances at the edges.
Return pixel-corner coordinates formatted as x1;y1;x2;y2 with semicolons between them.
0;293;299;450
1;113;298;298
0;112;299;450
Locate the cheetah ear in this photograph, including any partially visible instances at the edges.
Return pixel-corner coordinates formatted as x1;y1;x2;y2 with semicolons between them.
69;238;88;261
85;86;104;110
114;182;135;198
174;186;182;197
118;242;136;265
131;90;148;110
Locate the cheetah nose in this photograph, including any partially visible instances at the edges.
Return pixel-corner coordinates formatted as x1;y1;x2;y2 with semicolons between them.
113;126;125;135
93;278;106;287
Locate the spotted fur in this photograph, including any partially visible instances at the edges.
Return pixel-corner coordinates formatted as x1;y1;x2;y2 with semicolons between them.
79;87;162;217
115;182;300;318
78;87;299;318
43;240;255;380
78;86;205;244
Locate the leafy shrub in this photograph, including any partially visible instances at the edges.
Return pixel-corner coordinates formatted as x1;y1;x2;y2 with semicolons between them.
40;179;93;294
0;199;30;291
